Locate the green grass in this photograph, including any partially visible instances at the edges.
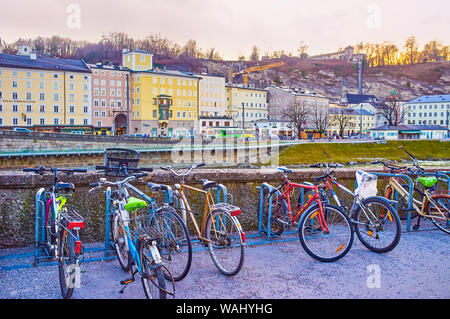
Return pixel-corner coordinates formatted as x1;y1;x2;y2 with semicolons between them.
277;140;450;165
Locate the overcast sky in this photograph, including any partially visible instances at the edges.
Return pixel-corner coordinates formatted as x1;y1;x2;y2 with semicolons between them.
1;0;449;59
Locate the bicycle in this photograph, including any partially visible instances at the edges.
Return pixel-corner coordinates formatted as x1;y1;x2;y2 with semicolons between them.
308;163;401;253
95;148;192;282
23;166;86;299
162;163;246;276
259;167;354;262
89;170;176;299
375;160;450;234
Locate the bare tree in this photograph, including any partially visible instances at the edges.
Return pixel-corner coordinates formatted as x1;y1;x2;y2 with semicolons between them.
310;101;329;137
376;93;408;126
250;45;259;61
282;99;311;139
331;109;350;137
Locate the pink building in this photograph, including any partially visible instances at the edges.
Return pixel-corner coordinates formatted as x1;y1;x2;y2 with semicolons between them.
88;63;130;135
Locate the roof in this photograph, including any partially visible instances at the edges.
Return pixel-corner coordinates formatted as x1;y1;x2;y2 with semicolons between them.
123;49;153;55
226;84;267;92
87;63;130;72
0;52;91;73
266;85;326;98
329;107;373;116
371;124;448;131
345;94;379;105
407;94;450;104
132;68;201;79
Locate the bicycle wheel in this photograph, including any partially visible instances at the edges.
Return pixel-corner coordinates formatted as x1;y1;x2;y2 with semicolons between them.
204;209;245;276
259;187;288;236
353;197;401;253
426;194;450;234
298;203;354;262
150;206;192;281
113;212;131;271
58;229;76;299
139;240;167;299
386;184;422;220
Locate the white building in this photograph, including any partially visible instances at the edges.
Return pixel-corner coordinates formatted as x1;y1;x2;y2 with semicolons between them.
198;73;227;117
370;124;448;140
404;94;450;129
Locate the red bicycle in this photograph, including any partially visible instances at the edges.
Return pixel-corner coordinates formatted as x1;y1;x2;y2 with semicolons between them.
259;167;354;262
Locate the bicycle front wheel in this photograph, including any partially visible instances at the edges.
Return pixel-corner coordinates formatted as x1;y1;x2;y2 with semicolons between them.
113;212;131;272
298;203;354;262
150;206;192;281
259;187;288;236
426;194;450;234
58;229;76;299
139;241;167;299
353;197;401;253
204;209;245;276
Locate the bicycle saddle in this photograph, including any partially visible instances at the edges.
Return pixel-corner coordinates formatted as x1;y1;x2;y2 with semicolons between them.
201;179;217;190
277;167;293;174
54;182;75;192
147;182;169;192
417;177;437;188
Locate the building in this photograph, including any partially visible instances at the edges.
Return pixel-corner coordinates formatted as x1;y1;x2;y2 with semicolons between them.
370;124;448;140
328;107;375;137
122;49;201;137
0;45;92;129
265;85;329;138
309;46;365;63
198;73;227;117
226;84;268;129
404;94;450;128
343;93;387;127
88;63;131;135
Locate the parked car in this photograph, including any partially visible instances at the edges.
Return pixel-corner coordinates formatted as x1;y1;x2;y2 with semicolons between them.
70;131;85;135
13;127;32;132
130;133;145;137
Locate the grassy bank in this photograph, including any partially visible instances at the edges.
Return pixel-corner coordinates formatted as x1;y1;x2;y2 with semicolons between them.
277;140;450;165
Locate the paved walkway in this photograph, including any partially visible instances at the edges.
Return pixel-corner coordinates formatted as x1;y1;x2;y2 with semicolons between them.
0;220;448;299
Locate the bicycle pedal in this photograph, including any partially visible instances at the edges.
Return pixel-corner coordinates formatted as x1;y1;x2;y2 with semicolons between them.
120;278;135;285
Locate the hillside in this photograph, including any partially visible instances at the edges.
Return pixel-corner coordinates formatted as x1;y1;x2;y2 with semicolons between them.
155;56;450;100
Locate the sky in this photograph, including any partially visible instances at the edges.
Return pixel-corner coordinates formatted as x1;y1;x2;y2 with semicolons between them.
1;0;449;59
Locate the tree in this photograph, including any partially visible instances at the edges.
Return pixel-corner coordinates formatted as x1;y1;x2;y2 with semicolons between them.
331;109;351;138
310;101;329;137
282;99;311;139
298;41;308;57
404;36;419;64
376;92;408;126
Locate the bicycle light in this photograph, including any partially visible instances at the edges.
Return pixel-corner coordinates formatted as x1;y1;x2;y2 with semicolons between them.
74;240;82;255
68;221;85;230
230;208;241;216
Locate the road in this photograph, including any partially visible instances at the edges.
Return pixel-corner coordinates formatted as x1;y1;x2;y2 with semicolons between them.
0;220;448;299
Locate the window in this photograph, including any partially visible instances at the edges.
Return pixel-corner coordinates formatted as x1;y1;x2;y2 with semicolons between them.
26;105;32;112
40;118;45;125
83;119;88;125
53;93;59;102
12;117;18;125
69;118;75;125
53;105;59;113
69;105;75;113
12;104;18;112
40;105;45;113
83;106;88;113
12;81;18;88
53;118;59;125
26;92;32;100
101;99;106;107
39;93;45;101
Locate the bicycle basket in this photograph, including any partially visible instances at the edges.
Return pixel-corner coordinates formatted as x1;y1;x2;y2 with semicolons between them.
104;148;140;176
355;170;378;200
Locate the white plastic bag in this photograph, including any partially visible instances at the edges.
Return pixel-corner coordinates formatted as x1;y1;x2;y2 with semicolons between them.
355;170;378;200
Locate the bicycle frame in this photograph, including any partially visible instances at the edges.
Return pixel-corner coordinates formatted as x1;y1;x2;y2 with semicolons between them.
275;180;330;233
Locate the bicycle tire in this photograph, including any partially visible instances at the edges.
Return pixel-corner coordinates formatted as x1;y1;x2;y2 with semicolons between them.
298;203;354;262
426;194;450;234
150;206;192;281
259;187;288;236
58;229;75;299
204;209;245;276
353;197;401;253
113;212;132;272
139;240;167;299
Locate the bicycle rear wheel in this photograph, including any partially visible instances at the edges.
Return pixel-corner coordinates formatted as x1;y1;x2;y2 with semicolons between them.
58;229;76;299
150;206;192;281
113;212;132;272
353;197;401;253
139;241;167;299
298;203;354;262
204;209;245;276
426;194;450;234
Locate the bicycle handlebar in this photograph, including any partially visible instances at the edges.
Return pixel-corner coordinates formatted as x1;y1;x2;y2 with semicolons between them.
161;163;206;179
23;166;87;174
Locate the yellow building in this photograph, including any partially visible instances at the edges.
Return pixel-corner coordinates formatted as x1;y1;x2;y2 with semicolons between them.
123;49;201;137
0;45;92;129
226;84;268;129
329;107;375;137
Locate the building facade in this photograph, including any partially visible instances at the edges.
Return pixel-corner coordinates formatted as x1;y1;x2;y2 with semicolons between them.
123;49;201;137
88;63;130;135
0;47;91;129
328;107;375;137
404;94;450;129
370;124;448;140
226;84;268;129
